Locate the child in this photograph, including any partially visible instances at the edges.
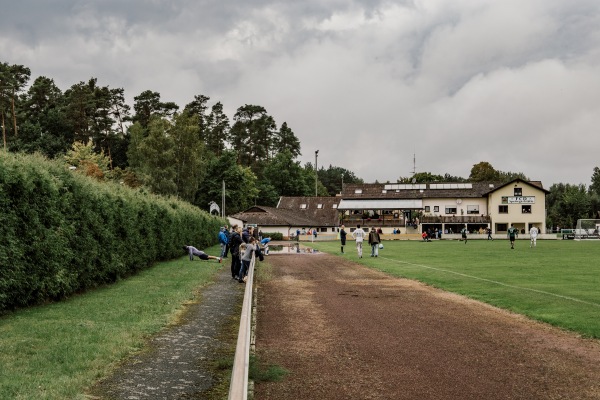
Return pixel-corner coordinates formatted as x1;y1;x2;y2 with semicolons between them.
182;246;222;262
260;237;271;255
239;237;257;282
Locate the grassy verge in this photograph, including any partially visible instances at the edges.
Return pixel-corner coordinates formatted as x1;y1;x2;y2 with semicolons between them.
0;249;223;400
309;239;600;338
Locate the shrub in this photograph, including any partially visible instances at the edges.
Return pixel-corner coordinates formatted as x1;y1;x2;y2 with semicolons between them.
0;152;226;313
261;232;284;241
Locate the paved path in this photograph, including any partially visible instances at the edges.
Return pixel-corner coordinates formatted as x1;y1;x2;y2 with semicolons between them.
89;265;243;399
255;253;600;399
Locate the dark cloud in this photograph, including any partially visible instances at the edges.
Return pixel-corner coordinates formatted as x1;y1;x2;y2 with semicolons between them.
2;0;600;186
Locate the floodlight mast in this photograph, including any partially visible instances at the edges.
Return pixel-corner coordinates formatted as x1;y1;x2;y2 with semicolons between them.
315;150;319;196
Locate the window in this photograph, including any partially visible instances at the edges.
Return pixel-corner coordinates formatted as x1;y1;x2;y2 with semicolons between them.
434;206;439;212
445;206;457;214
300;204;307;209
522;205;531;213
467;205;479;214
382;189;387;194
317;204;323;209
424;206;430;212
497;223;508;232
499;205;508;213
354;189;363;194
332;204;338;209
514;187;522;196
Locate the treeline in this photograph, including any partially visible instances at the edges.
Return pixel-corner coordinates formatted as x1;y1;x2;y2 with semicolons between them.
0;152;225;312
0;61;362;214
2;60;598;226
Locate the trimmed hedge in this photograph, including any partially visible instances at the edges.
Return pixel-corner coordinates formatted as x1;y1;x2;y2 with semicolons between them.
0;152;226;313
261;232;284;241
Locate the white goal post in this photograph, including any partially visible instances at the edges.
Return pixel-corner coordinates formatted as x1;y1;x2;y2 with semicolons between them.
574;219;600;240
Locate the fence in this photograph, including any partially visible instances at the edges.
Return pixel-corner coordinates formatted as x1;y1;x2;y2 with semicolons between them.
228;253;256;400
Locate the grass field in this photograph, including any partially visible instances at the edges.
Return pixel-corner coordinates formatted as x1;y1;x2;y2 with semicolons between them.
309;239;600;339
0;250;223;400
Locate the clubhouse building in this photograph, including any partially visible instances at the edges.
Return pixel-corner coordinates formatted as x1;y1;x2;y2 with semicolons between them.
231;179;549;239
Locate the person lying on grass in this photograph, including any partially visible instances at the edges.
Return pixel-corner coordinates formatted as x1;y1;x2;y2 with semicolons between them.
182;245;222;262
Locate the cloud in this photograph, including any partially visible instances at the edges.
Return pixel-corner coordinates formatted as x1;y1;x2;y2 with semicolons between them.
2;0;600;187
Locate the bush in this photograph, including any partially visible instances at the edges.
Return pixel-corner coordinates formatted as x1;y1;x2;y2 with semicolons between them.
261;232;283;241
0;152;226;313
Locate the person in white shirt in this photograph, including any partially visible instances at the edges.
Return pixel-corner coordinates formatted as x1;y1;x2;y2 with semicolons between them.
529;226;539;248
352;224;366;258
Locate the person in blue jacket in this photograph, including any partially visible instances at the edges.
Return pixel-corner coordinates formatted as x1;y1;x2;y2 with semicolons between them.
218;226;229;258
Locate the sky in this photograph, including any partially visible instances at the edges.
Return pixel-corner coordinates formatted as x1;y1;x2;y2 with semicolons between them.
2;0;600;188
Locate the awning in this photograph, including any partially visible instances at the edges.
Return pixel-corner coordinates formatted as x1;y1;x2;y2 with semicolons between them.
337;199;423;210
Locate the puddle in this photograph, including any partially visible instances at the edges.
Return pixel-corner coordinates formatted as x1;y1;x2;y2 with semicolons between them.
263;243;320;255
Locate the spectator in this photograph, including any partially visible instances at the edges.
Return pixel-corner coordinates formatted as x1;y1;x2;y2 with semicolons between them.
238;237;257;283
218;226;229;258
368;227;381;257
229;225;243;279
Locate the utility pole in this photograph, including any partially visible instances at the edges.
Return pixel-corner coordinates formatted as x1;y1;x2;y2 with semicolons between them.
222;180;225;218
315;150;319;196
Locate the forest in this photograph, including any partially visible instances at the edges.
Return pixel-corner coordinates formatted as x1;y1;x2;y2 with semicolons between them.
1;60;599;228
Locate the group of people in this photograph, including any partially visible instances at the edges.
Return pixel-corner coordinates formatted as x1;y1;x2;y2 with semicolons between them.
183;225;272;284
459;224;539;249
339;224;382;258
185;222;541;272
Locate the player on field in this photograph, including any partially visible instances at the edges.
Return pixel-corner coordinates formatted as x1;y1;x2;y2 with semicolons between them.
460;225;468;244
529;225;539;248
352;224;366;258
507;224;519;249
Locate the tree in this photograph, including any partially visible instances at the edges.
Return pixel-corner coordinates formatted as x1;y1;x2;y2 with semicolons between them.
590;167;600;196
0;62;31;147
273;122;301;158
546;183;591;229
132;90;179;129
302;162;329;196
469;161;500;182
64;140;111;180
13;76;72;157
205;101;229;156
132;117;177;196
399;172;445;183
263;151;310;196
229;104;277;169
170;111;207;203
195;150;259;214
319;165;363;195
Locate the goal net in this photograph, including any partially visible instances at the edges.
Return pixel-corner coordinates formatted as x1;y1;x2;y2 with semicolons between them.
574;219;600;240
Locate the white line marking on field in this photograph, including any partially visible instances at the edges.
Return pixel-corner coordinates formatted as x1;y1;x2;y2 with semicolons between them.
379;257;600;308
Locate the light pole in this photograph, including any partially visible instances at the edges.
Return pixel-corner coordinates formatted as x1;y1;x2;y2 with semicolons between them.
315;150;319;196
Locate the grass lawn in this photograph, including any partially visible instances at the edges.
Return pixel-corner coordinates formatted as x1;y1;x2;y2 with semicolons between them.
0;249;223;400
309;239;600;338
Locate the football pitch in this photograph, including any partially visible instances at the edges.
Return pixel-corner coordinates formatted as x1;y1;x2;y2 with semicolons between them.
309;239;600;338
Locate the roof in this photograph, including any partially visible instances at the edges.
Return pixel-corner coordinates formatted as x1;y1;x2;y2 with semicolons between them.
338;199;423;210
230;206;315;227
341;181;548;199
277;196;340;227
486;179;550;194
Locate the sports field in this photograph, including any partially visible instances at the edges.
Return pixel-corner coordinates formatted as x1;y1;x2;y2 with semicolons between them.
309;239;600;338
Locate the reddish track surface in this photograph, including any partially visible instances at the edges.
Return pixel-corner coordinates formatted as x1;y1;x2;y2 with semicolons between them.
254;253;600;399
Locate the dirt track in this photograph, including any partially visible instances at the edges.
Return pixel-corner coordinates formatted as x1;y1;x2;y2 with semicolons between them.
254;252;600;399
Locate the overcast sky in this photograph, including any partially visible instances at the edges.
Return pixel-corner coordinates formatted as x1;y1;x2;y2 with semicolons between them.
2;0;600;187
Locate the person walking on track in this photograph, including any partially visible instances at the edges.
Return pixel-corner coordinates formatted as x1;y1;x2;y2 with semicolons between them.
352;224;366;258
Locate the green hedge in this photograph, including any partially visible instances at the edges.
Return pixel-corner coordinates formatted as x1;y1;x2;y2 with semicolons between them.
261;232;284;241
0;152;225;313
